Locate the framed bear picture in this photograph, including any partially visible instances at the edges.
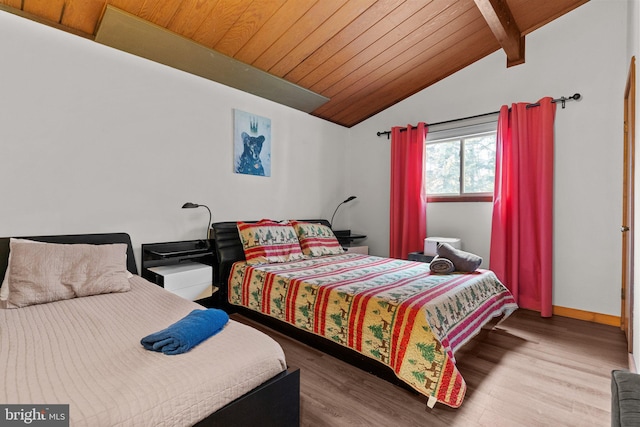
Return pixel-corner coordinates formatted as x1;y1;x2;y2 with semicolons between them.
233;109;271;177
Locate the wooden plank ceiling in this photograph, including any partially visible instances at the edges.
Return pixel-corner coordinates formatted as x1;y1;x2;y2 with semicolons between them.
1;0;588;127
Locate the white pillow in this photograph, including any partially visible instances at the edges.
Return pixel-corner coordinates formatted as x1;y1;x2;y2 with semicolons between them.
5;239;131;308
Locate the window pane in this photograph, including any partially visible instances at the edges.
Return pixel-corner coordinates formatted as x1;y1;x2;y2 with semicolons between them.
463;134;496;193
426;140;460;194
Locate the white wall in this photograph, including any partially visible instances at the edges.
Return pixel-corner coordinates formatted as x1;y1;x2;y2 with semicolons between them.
0;11;349;268
349;0;627;317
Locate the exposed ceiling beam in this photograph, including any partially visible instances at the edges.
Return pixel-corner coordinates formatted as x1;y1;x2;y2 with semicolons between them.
474;0;525;67
94;6;329;113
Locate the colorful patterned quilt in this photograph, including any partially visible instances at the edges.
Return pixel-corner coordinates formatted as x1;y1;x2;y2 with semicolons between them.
228;253;517;408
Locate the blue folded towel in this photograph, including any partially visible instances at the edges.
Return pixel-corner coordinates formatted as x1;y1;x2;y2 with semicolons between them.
141;308;229;355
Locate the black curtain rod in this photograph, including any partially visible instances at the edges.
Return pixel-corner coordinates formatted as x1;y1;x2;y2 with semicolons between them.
376;93;581;139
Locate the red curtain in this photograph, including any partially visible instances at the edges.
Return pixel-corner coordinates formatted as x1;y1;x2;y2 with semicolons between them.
490;98;556;317
390;123;428;259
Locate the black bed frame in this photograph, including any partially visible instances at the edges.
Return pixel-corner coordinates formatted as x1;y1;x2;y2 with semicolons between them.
0;232;300;427
211;220;418;394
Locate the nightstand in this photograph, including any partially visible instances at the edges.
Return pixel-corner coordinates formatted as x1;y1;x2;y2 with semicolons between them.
333;230;368;254
408;252;434;263
333;230;367;246
141;240;219;306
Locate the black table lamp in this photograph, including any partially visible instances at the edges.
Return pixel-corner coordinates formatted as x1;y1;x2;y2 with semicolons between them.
330;196;357;228
182;202;212;239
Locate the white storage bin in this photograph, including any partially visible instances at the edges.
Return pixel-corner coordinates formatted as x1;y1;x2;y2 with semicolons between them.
424;237;461;256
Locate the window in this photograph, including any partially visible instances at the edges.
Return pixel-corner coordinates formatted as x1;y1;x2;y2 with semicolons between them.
425;118;497;202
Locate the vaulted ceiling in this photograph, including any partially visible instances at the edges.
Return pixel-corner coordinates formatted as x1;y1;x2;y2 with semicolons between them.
0;0;588;127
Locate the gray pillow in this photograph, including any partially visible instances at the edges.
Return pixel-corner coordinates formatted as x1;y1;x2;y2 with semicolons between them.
436;243;482;272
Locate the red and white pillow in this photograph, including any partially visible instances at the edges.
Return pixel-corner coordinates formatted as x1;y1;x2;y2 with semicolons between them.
237;220;306;265
290;221;344;257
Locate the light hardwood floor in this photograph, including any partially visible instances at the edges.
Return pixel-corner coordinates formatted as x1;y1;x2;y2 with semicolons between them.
233;309;628;427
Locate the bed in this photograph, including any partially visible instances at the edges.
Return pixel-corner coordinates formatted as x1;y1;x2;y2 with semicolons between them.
0;232;300;427
212;219;518;409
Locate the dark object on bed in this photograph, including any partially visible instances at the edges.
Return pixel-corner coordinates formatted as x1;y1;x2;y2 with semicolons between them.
0;232;300;427
436;242;482;272
429;255;455;274
612;369;640;427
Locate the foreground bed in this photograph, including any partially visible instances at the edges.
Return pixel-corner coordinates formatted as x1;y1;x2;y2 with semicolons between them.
0;233;300;427
212;220;517;408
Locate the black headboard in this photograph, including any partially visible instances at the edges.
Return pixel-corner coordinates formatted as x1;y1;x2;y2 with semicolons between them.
211;219;330;288
0;232;138;283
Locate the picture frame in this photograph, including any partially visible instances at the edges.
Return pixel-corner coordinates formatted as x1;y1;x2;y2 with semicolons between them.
233;109;271;177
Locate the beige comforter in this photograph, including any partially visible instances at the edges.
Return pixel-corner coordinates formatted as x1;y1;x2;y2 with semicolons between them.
0;275;287;426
